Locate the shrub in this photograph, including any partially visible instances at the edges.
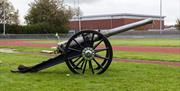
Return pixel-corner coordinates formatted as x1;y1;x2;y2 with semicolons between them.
176;19;180;30
0;23;68;34
0;24;3;33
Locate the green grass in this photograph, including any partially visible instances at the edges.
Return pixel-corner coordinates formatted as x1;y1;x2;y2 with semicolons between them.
26;40;59;44
0;39;180;91
0;53;180;91
109;38;180;47
9;38;180;47
113;51;180;62
1;46;179;62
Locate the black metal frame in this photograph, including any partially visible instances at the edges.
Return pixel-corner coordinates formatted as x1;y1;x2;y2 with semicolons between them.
11;30;113;74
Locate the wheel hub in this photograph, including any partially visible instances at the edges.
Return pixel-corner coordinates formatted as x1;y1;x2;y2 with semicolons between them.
82;47;95;60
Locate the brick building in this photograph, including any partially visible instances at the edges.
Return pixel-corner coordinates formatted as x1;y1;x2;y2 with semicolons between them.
69;13;165;31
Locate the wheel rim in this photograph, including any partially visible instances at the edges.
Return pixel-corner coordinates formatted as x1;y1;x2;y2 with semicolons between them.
65;30;113;74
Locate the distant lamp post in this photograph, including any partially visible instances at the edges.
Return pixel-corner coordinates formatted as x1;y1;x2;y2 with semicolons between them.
77;0;81;31
0;0;6;35
179;0;180;19
160;0;163;34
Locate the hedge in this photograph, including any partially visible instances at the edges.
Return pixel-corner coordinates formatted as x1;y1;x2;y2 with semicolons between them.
0;23;68;34
176;19;180;30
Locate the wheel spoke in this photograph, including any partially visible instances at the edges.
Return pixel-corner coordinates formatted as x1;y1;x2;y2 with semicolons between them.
73;39;84;49
95;48;109;53
68;47;81;52
82;33;88;46
89;60;94;74
84;33;90;37
93;58;104;69
73;56;82;64
95;54;109;60
80;60;85;69
82;60;87;74
73;58;84;68
93;39;103;49
68;54;82;60
91;33;95;47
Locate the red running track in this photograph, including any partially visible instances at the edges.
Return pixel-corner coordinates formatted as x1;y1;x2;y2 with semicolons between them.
0;40;180;54
112;45;180;54
0;40;56;48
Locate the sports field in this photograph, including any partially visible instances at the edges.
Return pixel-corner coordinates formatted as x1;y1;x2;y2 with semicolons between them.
0;38;180;91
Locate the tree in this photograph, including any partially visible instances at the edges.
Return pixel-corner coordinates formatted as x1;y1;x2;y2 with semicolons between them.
176;19;180;30
72;7;83;17
0;0;19;25
25;0;74;27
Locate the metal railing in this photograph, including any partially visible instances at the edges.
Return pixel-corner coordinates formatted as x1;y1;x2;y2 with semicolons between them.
0;30;179;40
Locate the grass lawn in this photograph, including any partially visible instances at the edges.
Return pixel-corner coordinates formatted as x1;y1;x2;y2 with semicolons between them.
25;39;59;44
14;38;180;47
113;51;180;62
0;38;180;91
1;45;180;62
109;38;180;47
0;53;180;91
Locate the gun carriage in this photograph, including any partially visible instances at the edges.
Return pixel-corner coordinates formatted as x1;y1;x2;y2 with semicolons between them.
12;18;153;74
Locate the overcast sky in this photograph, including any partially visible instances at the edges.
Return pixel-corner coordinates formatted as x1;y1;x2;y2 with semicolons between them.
9;0;180;25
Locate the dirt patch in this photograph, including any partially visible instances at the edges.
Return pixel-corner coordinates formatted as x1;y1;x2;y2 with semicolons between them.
0;48;19;53
113;58;180;67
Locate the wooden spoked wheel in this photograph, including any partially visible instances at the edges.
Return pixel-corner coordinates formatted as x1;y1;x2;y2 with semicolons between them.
65;30;113;74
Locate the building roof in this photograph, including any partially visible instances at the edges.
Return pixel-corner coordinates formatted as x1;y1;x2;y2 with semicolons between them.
70;13;165;21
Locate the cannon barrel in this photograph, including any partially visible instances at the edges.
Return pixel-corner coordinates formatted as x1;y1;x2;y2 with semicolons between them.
58;18;153;51
101;18;153;37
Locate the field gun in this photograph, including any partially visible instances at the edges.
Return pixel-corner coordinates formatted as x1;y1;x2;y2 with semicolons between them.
12;18;153;74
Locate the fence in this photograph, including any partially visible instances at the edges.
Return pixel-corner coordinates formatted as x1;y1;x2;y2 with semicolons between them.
0;30;179;40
